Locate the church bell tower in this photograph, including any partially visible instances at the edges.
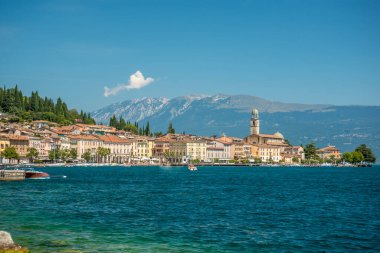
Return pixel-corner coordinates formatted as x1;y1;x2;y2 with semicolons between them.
250;108;260;135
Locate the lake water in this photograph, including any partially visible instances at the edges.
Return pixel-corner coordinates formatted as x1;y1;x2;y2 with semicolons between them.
1;166;379;252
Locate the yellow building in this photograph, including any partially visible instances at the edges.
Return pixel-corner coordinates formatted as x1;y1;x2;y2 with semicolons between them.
186;140;207;161
9;135;29;158
0;135;10;153
131;137;153;159
317;146;341;159
153;137;172;160
168;141;187;163
258;144;282;163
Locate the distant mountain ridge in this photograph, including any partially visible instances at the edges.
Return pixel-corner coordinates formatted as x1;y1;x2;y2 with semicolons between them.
92;94;330;123
92;94;380;159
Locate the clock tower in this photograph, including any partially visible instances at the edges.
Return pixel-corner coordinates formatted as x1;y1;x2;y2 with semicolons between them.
250;108;260;135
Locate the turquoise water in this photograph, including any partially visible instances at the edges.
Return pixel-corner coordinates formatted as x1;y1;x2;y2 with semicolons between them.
1;166;380;252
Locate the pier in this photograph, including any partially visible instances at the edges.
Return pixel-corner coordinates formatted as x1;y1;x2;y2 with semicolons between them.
0;170;25;181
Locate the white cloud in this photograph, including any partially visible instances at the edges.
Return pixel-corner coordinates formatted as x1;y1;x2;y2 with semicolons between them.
104;70;154;97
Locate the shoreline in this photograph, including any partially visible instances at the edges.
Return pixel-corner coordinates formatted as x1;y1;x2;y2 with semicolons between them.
0;163;375;169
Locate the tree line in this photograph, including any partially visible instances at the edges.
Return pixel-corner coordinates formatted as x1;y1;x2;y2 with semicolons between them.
109;115;176;136
0;85;95;125
303;143;376;164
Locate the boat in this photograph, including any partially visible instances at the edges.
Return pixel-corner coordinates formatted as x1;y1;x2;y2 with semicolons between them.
25;169;50;179
188;164;197;171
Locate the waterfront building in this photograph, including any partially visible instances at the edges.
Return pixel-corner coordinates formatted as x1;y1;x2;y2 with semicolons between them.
96;135;132;163
29;136;45;159
244;109;287;147
186;140;207;162
153;137;173;162
68;135;103;160
0;135;11;163
0;135;10;152
59;136;71;150
8;135;29;160
206;140;232;162
282;146;305;163
232;142;245;159
168;140;187;163
258;144;282;163
244;108;289;162
216;136;250;160
316;145;341;159
131;137;153;161
242;143;258;159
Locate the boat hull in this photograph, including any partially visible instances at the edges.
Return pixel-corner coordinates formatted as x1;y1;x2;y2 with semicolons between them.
25;171;50;179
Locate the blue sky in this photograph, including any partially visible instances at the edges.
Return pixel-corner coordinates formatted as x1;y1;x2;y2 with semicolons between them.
0;0;379;111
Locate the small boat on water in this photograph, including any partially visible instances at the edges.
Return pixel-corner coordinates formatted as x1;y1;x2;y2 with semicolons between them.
25;169;50;179
188;164;197;171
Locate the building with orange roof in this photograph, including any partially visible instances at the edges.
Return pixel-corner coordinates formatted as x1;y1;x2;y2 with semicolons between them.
131;137;155;160
257;144;282;163
244;109;287;147
96;135;132;163
316;145;341;159
282;146;305;163
153;137;173;161
206;140;232;162
184;139;207;162
0;135;10;153
75;124;117;135
68;135;103;161
8;135;29;158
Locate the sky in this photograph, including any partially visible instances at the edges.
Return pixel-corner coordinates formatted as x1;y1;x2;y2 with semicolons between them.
0;0;379;111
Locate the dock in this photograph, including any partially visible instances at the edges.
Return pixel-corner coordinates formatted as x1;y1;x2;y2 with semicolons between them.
0;170;25;181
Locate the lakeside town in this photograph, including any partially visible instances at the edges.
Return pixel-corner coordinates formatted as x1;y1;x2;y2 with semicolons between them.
0;108;374;167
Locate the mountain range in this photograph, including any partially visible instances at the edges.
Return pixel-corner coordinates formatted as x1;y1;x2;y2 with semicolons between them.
92;94;380;159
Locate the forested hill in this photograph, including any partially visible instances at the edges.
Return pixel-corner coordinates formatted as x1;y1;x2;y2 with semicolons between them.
0;86;95;125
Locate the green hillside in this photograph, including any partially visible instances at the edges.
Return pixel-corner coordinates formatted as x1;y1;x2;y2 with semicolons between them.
0;85;95;125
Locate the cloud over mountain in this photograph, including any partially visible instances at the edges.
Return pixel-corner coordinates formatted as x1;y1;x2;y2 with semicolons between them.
104;70;154;97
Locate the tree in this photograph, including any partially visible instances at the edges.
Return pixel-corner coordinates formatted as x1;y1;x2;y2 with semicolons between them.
96;147;111;163
351;151;364;164
109;115;117;128
145;121;150;136
0;86;96;125
355;144;376;163
60;149;71;162
304;143;318;160
82;150;91;162
49;149;60;161
26;147;39;163
292;157;299;163
70;148;77;159
1;146;19;162
192;158;201;164
343;152;353;163
167;121;175;134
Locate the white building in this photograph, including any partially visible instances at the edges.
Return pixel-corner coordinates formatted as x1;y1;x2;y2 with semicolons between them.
206;140;232;162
